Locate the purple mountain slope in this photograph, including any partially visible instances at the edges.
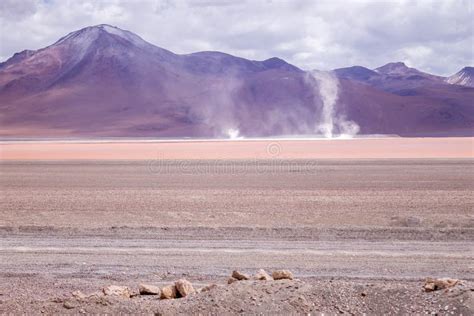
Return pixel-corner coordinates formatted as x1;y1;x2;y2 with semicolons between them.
333;66;379;82
0;25;472;137
334;62;448;94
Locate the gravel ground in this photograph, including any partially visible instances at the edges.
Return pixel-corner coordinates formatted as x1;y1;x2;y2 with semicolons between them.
1;277;473;315
0;159;473;314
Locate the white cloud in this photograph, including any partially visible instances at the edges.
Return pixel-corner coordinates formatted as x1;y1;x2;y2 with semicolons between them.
0;0;472;75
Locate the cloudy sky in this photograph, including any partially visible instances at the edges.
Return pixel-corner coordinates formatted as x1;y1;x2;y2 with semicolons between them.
0;0;472;76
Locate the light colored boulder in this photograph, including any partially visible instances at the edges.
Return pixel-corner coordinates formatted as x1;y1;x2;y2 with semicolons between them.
63;300;76;309
139;284;161;295
71;290;87;300
175;279;195;297
424;278;460;292
254;269;272;281
232;270;250;280
160;285;178;299
272;270;294;280
86;291;104;298
102;285;131;298
424;282;436;292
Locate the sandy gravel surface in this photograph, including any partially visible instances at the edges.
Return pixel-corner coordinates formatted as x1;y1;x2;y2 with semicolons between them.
0;157;473;314
1;159;473;229
1;228;473;314
1;277;473;315
1;230;472;279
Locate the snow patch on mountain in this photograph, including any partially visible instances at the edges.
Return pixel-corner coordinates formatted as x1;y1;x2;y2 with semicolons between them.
55;24;148;49
446;67;474;87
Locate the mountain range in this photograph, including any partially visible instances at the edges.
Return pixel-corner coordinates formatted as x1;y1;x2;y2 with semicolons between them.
0;24;472;138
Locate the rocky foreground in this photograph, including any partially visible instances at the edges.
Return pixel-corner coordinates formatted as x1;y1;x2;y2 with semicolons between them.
2;270;472;315
1;160;472;315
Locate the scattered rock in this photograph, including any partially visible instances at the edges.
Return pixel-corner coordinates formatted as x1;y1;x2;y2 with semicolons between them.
71;290;87;300
424;278;460;292
232;270;250;280
102;285;131;298
424;282;436;292
200;283;218;292
272;270;294;280
63;300;76;309
228;277;238;284
87;291;105;298
139;284;160;295
175;279;195;297
160;285;178;299
255;269;272;281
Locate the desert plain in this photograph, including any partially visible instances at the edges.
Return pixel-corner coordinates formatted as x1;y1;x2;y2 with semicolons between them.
0;137;473;314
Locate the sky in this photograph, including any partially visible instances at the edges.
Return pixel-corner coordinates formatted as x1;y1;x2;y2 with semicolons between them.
0;0;472;76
